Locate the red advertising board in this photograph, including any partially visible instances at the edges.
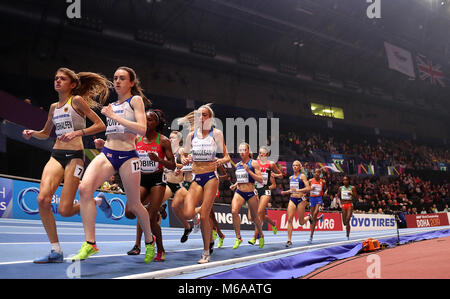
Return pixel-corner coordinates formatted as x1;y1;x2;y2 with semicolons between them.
406;213;449;228
266;210;343;232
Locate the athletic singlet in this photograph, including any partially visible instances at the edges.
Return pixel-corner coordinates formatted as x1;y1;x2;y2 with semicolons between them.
290;174;305;192
136;134;165;173
310;178;324;197
255;160;271;188
235;159;255;184
52;96;86;138
340;185;353;202
105;96;136;135
191;127;217;162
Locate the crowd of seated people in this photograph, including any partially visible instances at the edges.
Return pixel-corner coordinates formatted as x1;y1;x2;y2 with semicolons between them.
279;129;449;171
215;164;450;216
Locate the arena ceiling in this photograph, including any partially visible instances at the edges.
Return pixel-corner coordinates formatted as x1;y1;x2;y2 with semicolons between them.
1;0;450;108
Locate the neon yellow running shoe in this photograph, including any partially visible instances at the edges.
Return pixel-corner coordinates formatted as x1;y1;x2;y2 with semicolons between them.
272;225;278;235
248;237;256;245
144;235;156;264
258;237;265;249
217;235;225;248
212;229;217;241
232;238;243;249
72;242;99;261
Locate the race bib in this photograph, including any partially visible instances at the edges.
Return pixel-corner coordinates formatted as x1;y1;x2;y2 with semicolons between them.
138;151;159;173
235;169;249;184
73;164;84;179
290;181;299;190
105;107;126;135
311;183;322;196
342;190;352;200
54;111;74;138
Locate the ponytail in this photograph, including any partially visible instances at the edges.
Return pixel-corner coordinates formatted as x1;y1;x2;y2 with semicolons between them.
56;67;112;109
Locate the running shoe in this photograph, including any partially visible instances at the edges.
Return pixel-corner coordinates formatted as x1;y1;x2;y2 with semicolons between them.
33;250;64;264
192;214;201;233
198;250;210;264
154;251;166;262
318;214;324;223
127;245;141;255
72;242;99;261
96;192;113;218
212;229;217;241
285;241;292;248
307;237;313;244
248;237;256;245
144;235;156;264
217;235;225;248
180;226;193;243
258;237;265;249
272;225;278;235
232;238;243;249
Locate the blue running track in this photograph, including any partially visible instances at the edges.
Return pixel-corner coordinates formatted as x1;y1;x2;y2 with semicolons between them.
0;218;448;279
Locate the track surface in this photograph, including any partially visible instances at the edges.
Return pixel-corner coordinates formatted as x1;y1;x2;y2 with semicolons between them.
0;218;448;279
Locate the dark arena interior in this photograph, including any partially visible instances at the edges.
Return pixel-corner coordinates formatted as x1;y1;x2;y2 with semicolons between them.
0;0;449;286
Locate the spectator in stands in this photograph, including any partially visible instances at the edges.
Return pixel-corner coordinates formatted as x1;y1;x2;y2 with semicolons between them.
431;204;438;213
100;174;124;193
329;194;340;210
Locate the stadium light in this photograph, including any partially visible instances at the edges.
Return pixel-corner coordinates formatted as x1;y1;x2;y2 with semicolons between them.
67;16;103;32
135;30;165;45
190;41;216;57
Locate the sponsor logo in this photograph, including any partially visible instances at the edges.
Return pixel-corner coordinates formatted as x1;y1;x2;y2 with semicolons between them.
0;178;13;218
17;187;41;215
108;197;126;220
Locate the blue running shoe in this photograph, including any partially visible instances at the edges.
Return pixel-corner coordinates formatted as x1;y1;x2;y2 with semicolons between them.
33;250;64;264
318;214;324;223
97;192;112;218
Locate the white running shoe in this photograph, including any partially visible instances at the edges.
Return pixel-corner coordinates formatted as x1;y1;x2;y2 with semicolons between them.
198;250;210;264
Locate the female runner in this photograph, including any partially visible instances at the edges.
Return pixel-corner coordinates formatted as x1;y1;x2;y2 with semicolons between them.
126;109;175;262
23;67;111;263
281;161;311;248
72;66;156;263
248;145;283;245
307;168;326;243
181;104;230;264
337;175;357;240
230;143;265;249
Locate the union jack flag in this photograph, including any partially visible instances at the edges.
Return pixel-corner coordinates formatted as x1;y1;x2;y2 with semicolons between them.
416;54;446;87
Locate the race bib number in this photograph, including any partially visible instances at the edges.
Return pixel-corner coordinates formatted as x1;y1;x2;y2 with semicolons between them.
54;111;74;138
236;169;249;184
138;151;159;173
342;190;352;200
290;181;299;190
105;107;126;135
131;160;141;173
73;164;84;179
311;184;322;196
